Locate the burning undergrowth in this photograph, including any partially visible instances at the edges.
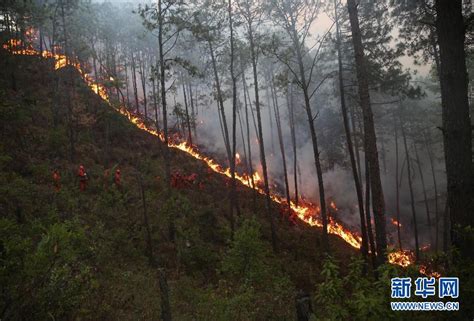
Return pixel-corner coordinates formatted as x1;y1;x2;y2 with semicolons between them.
3;37;442;275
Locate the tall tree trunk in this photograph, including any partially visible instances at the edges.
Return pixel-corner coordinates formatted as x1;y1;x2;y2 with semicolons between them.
400;108;420;260
424;131;439;252
156;74;161;126
158;0;170;195
208;40;232;163
435;0;473;256
217;101;228;155
287;83;299;206
237;104;249;170
293;27;329;252
270;76;291;212
228;0;240;239
188;83;197;139
394;113;403;250
124;58;131;108
245;76;260;141
181;79;193;145
265;82;275;155
248;26;277;252
241;67;257;209
157;1;172;320
350;103;363;182
365;140;377;269
139;54;148;119
152;77;159;129
347;0;387;264
334;0;368;260
131;52;140;114
414;141;432;246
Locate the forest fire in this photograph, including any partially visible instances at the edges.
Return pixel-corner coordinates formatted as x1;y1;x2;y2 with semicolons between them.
4;39;71;70
388;250;415;268
5;38;421;271
106;82;418;270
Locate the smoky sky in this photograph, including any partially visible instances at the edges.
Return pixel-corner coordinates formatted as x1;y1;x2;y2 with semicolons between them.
92;0;445;250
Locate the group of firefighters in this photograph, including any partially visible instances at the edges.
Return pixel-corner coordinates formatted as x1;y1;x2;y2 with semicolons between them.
171;171;205;190
52;165;204;192
52;164;121;192
52;164;299;225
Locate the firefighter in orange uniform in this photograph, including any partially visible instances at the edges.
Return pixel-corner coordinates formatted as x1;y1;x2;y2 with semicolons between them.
52;169;61;192
78;164;88;191
114;168;121;188
171;171;182;189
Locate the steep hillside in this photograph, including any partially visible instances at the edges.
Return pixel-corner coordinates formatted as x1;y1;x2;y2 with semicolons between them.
0;48;361;320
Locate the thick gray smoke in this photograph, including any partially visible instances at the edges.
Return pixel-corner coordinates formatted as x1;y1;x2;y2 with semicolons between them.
108;2;447;252
189;74;446;251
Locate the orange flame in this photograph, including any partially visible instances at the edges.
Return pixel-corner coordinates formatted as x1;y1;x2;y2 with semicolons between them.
419;264;441;278
388;250;414;268
391;218;402;227
6;38;428;272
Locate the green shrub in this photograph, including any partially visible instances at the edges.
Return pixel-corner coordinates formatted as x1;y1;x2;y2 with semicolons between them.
0;217;96;320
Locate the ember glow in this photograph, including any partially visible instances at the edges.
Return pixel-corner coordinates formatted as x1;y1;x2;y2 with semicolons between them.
391;218;402;227
6;39;422;270
419;264;441;279
388;250;414;268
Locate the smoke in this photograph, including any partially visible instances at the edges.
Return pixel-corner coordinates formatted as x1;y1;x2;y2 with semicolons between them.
156;69;446;251
101;2;447;252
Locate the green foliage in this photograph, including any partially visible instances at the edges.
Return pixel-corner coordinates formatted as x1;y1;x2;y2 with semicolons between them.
162;193;193;233
0;153;13;171
217;218;295;320
1;40;459;320
172;219;295;321
0;91;34;128
314;255;348;321
314;255;446;321
0;172;37;221
176;207;220;276
0;217;96;320
98;109;136;142
221;218;270;283
48;127;68;156
449;225;474;319
344;260;396;320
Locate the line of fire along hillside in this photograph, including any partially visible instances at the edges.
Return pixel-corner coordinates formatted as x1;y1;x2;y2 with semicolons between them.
3;38;440;277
